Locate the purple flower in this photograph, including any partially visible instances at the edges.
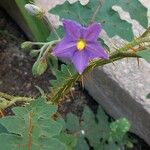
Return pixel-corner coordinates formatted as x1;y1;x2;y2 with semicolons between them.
52;19;109;74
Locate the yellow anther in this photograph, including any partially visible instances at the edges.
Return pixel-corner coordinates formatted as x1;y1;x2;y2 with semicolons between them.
76;39;86;51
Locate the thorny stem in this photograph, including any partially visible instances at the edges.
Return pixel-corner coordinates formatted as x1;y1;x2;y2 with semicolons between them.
0;92;34;110
141;26;150;38
48;51;139;103
1;32;150;107
37;40;59;60
118;36;150;52
48;36;150;103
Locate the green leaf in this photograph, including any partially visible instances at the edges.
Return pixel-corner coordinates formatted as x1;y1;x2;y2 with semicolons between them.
0;123;8;134
109;118;130;141
47;27;64;42
0;133;67;150
115;0;148;28
56;133;77;150
66;113;80;132
81;106;109;147
147;93;150;99
97;0;133;41
75;138;89;150
49;64;77;102
65;105;131;149
15;0;49;41
49;0;148;41
137;48;150;63
0;98;68;150
49;1;89;25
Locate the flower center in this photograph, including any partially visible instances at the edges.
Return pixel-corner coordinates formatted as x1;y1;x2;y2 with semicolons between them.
76;39;86;51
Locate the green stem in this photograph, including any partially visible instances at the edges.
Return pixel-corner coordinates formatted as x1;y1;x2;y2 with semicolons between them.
49;51;139;103
0;92;34;110
118;36;150;52
37;40;59;60
141;26;150;38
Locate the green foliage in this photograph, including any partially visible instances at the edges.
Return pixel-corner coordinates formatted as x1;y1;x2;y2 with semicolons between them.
66;106;132;150
49;0;148;41
0;97;132;150
15;0;49;41
137;48;150;63
47;27;64;42
0;98;69;150
147;93;150;99
114;0;148;28
49;64;77;102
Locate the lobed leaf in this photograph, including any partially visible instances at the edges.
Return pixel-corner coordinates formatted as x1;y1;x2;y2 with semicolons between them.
137;48;150;63
49;0;148;41
0;98;68;150
66;105;131;149
49;64;77;102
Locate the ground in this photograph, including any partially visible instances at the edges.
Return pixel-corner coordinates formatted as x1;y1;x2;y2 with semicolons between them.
0;8;149;150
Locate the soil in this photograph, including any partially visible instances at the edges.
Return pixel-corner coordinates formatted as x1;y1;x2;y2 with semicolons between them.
0;8;149;150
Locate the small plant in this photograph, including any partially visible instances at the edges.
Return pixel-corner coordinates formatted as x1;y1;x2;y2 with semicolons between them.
0;98;132;150
0;0;150;149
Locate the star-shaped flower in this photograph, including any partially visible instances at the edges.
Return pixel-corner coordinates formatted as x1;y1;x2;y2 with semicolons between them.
52;19;109;74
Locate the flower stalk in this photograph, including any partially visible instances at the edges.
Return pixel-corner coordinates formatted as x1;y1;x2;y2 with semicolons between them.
0;92;34;110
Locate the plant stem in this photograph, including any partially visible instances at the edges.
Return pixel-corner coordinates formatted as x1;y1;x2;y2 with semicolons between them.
89;0;103;24
141;26;150;38
0;92;34;110
119;36;150;52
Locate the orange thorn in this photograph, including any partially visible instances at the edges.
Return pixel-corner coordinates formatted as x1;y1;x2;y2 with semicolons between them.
0;110;4;118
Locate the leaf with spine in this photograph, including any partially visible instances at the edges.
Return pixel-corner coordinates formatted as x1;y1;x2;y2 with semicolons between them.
0;98;68;150
66;105;131;150
49;64;77;103
49;0;147;41
137;48;150;63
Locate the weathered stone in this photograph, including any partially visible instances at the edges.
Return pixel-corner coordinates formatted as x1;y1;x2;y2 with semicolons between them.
85;58;150;145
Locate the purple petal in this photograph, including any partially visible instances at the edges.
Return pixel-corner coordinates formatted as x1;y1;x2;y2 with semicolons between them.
83;23;101;41
86;42;109;60
52;36;76;58
63;19;82;40
72;51;89;74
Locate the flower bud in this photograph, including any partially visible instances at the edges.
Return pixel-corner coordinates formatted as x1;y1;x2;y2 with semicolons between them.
21;41;32;49
32;58;48;76
25;4;45;17
29;50;40;57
